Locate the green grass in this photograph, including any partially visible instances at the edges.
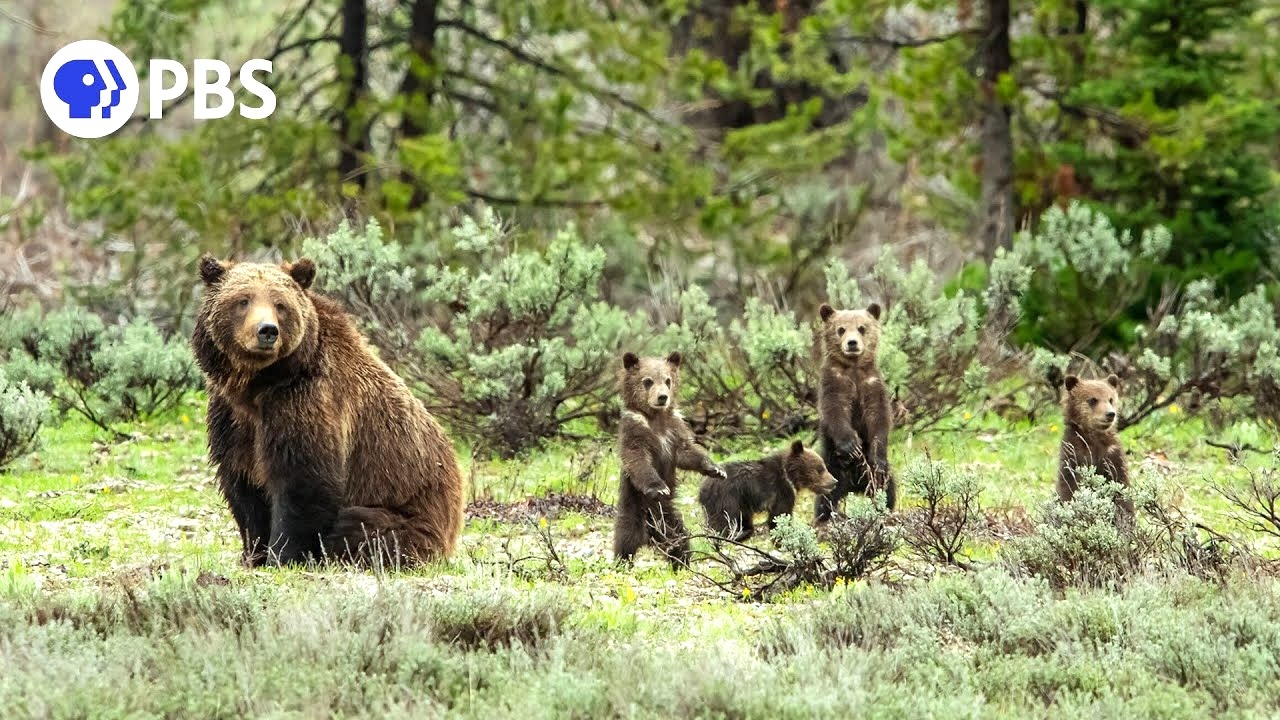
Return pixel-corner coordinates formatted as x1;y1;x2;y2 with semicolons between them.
2;396;1280;717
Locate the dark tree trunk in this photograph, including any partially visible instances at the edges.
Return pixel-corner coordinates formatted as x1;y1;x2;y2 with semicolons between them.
337;0;369;203
397;0;440;209
979;0;1014;264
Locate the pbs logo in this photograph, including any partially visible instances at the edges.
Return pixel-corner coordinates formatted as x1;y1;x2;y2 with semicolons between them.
40;39;276;140
40;40;140;139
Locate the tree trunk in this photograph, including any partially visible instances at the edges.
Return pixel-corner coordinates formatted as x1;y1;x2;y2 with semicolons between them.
397;0;440;209
337;0;369;203
979;0;1014;264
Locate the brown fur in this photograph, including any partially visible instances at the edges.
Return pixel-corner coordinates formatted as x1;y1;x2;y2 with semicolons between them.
613;351;725;569
1058;374;1133;519
192;255;464;568
815;302;896;519
699;440;837;541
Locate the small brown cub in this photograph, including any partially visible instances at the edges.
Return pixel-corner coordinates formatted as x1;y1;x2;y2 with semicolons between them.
699;440;838;541
815;302;896;520
613;351;725;569
1058;374;1133;518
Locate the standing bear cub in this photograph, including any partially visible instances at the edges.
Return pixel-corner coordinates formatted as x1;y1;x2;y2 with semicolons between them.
815;302;896;520
192;255;465;568
699;440;837;541
1058;374;1133;519
613;352;726;568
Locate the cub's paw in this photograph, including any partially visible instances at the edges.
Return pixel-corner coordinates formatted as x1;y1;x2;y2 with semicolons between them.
709;465;728;479
642;484;671;499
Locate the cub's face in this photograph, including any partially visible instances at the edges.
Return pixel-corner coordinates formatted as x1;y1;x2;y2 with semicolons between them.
621;352;681;413
785;440;838;494
199;255;317;369
1064;374;1121;431
819;303;882;362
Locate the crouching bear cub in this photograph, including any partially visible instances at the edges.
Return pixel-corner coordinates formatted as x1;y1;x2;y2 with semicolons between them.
192;255;465;568
1058;374;1133;520
699;440;837;541
815;302;896;520
613;352;726;569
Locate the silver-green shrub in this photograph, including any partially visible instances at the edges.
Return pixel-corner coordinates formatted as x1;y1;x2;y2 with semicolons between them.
304;212;646;456
899;456;984;567
0;367;50;470
0;305;198;434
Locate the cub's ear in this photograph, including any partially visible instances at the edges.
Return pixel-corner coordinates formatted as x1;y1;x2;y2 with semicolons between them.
622;352;640;371
866;302;882;321
1064;375;1080;392
199;254;228;287
819;303;836;322
666;351;682;368
790;440;805;455
286;258;316;290
1105;373;1121;389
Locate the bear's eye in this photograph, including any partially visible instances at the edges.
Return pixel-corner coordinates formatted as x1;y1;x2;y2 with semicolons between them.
1088;398;1098;407
274;302;287;313
665;377;671;387
858;325;866;334
642;378;653;389
837;327;846;337
237;298;249;309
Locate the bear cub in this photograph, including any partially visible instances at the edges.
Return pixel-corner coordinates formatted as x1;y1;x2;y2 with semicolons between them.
699;440;837;541
613;351;726;569
1058;373;1133;519
815;302;896;520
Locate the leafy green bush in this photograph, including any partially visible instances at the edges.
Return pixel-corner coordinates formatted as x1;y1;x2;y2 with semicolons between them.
1002;470;1138;589
0;367;50;470
899;457;984;568
0;305;198;435
304;212;645;456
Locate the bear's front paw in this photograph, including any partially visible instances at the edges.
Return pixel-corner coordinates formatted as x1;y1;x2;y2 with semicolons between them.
837;438;858;458
642;484;671;499
708;465;728;479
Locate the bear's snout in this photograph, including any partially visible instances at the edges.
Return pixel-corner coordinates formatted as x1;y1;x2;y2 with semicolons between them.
654;393;669;407
256;322;280;348
843;338;862;354
1103;410;1117;424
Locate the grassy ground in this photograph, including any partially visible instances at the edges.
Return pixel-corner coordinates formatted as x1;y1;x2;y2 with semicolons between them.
2;396;1280;718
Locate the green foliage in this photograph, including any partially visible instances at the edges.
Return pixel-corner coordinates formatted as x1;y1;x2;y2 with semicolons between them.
0;305;198;435
1003;471;1137;589
900;456;984;567
0;368;50;471
1010;202;1173;352
304;213;644;455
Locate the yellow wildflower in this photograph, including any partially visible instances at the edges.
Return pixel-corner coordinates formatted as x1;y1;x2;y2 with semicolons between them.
101;487;111;495
742;587;751;599
181;414;191;424
71;475;79;484
761;409;771;420
963;412;972;421
1169;404;1181;415
538;516;548;530
1050;424;1059;433
620;583;636;604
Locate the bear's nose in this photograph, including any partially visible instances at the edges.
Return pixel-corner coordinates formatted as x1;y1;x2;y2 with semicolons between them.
655;394;669;406
256;322;279;347
1104;410;1117;423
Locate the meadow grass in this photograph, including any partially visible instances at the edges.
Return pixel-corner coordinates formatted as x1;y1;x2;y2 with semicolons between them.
2;396;1279;718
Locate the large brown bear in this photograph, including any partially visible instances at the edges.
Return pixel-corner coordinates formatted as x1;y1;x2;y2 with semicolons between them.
699;440;837;541
815;302;896;520
1058;374;1133;519
192;255;464;568
613;351;725;569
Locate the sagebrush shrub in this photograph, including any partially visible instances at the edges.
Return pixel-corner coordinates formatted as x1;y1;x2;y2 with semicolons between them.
0;368;50;470
899;457;984;567
0;305;198;434
304;213;646;455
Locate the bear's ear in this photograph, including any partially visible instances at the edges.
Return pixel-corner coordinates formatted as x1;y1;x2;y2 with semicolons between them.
866;302;882;321
199;254;228;287
286;258;316;290
622;352;640;371
1064;375;1080;392
790;440;805;456
819;303;835;322
1105;373;1121;389
666;351;682;368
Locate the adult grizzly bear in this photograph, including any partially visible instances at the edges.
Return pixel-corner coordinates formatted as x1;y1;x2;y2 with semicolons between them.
1058;374;1133;520
192;255;464;567
613;351;725;569
699;440;837;541
814;302;896;520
